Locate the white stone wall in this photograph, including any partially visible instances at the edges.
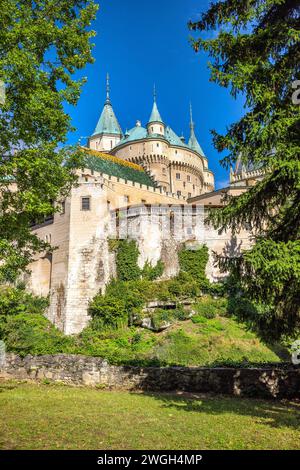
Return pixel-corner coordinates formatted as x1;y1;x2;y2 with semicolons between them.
29;179;251;335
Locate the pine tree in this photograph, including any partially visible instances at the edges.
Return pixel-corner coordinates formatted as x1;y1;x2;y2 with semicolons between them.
189;0;300;339
0;1;98;282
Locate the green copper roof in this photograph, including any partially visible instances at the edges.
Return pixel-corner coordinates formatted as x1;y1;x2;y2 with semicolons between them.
165;126;189;148
188;130;205;156
188;103;205;157
83;154;157;187
148;100;163;124
93;74;123;137
118;124;148;145
93;102;123;136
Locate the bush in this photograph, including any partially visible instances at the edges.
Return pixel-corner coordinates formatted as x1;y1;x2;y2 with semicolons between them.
88;294;128;329
141;260;164;281
0;285;48;316
0;313;74;357
194;297;228;318
168;272;200;299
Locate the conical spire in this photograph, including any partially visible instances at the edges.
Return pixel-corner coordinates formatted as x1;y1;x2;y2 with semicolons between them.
188;103;204;156
148;85;164;124
93;74;123;137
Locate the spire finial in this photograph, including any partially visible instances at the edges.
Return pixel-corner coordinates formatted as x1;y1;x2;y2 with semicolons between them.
153;83;157;102
190;102;195;131
106;73;110;104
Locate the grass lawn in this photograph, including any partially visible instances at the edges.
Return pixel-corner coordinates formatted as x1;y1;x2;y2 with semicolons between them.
0;381;299;450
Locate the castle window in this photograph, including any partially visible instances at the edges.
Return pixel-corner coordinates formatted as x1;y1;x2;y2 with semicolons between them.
110;140;113;149
176;173;181;180
61;200;65;214
193;184;195;191
187;175;191;182
124;195;129;204
160;127;162;133
157;143;159;148
188;193;192;198
183;182;186;188
107;200;111;211
151;127;154;133
81;196;91;211
177;190;181;197
175;150;178;154
162;167;166;175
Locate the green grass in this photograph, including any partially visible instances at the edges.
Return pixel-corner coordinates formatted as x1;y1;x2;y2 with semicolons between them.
151;315;283;366
0;381;299;450
1;295;287;366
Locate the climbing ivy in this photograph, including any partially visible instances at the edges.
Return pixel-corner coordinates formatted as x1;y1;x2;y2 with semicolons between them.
178;245;210;290
116;240;141;281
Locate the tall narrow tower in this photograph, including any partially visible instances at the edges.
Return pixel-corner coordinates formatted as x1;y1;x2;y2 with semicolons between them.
88;74;123;152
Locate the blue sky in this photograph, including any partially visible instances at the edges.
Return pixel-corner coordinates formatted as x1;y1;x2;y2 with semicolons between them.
66;0;246;189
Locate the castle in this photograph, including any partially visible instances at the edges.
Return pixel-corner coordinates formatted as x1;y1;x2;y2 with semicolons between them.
28;76;259;335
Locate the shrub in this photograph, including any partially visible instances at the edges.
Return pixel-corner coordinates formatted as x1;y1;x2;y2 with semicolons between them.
141;260;164;281
168;272;199;299
88;294;128;329
0;285;48;316
0;313;74;357
194;297;228;318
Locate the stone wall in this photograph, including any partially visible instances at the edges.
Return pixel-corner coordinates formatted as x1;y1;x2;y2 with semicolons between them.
1;354;299;399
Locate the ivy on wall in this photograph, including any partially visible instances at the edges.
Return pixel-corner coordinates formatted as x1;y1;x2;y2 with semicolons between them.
109;239;164;282
178;245;210;290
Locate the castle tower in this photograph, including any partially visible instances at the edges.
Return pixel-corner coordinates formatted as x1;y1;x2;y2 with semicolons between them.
88;74;123;152
188;103;205;157
147;86;165;137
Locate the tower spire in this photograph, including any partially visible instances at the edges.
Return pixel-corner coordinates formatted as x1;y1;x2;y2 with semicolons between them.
106;72;110;104
188;102;205;157
190;102;195;131
153;83;157;102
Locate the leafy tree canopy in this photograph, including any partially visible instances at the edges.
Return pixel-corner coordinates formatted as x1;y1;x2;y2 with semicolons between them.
189;0;300;338
0;0;98;282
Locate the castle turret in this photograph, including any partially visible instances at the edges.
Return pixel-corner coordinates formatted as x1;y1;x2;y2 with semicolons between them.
147;86;165;137
88;74;123;152
188;103;205;157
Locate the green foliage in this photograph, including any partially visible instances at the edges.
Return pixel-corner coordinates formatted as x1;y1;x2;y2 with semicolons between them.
178;245;210;290
141;260;164;281
88;295;128;330
194;296;228;319
0;285;49;316
189;1;300;338
0;313;74;357
0;0;98;281
115;240;141;281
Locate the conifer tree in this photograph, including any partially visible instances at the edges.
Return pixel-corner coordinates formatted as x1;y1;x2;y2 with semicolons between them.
190;0;300;339
0;1;98;282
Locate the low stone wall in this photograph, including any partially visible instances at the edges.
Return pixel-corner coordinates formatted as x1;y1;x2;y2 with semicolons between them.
1;353;299;399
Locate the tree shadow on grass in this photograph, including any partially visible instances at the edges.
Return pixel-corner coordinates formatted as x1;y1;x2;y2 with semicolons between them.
137;391;300;431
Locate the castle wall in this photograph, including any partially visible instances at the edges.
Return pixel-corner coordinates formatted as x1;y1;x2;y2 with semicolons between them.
28;173;251;335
